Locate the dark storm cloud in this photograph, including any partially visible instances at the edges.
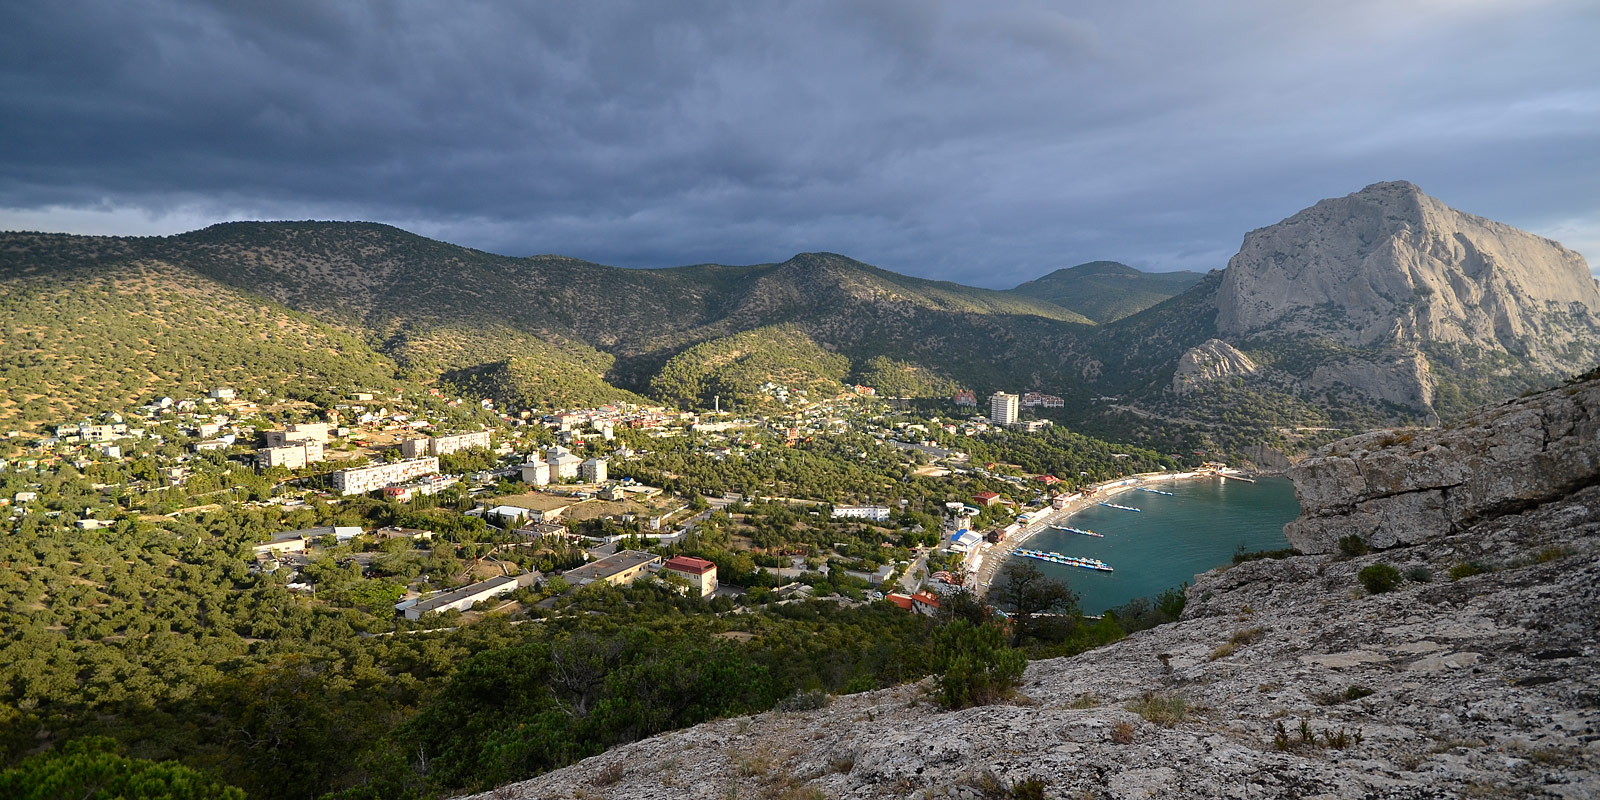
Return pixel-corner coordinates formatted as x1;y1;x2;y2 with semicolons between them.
2;0;1597;286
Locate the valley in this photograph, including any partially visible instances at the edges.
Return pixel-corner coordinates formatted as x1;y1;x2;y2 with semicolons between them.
1;181;1596;799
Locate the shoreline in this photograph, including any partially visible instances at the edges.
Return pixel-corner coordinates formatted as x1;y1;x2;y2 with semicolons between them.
970;467;1252;598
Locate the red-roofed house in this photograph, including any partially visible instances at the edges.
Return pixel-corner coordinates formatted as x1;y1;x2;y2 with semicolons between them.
885;592;914;611
911;590;941;616
953;390;977;407
663;556;719;597
972;491;1001;507
1035;474;1062;485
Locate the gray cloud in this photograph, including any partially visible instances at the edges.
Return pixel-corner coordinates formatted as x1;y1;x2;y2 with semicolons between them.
2;0;1596;286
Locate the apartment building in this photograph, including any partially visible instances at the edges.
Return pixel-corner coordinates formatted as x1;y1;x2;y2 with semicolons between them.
989;392;1019;426
259;438;323;469
331;457;440;496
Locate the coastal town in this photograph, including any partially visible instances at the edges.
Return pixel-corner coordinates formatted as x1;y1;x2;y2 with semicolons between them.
1;380;1225;629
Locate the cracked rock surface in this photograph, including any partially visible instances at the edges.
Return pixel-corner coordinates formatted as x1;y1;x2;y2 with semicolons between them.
1285;373;1598;554
462;377;1600;800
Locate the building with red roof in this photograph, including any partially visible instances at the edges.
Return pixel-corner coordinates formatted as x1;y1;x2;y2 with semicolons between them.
663;555;719;597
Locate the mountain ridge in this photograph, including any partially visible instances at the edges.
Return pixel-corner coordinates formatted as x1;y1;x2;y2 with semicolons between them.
3;181;1597;465
1008;260;1206;323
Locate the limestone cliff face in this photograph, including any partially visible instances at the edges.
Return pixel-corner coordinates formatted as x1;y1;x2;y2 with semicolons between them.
1209;181;1600;414
1216;181;1600;353
463;375;1600;800
1284;370;1599;555
1170;338;1258;393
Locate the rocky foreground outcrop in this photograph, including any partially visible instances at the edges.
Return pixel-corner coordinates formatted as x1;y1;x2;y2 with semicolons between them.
1285;370;1599;555
464;376;1600;800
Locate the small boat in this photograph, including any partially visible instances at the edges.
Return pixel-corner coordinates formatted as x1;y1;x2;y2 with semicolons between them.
1051;525;1103;538
1098;502;1141;512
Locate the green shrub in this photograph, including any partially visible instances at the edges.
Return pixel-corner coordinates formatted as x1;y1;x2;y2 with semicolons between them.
1010;776;1049;800
1404;566;1433;583
1448;561;1491;581
1535;547;1571;564
1315;685;1374;705
776;690;831;712
1358;563;1403;594
1232;545;1299;565
1338;535;1370;558
0;737;247;800
930;621;1026;710
1125;692;1187;726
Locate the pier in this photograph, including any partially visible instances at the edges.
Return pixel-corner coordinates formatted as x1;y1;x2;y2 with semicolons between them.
1015;548;1114;572
1098;502;1141;512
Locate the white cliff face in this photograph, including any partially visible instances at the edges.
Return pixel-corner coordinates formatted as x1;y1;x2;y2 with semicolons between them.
1205;181;1600;416
1170;339;1258;393
461;376;1600;800
1216;181;1600;359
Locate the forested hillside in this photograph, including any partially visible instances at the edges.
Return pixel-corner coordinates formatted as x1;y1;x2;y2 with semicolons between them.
0;259;400;424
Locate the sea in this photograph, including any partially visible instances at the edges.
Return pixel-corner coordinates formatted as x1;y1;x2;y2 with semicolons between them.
1011;476;1301;614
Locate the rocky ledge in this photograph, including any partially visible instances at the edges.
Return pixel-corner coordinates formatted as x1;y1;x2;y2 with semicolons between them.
463;376;1600;800
1285;370;1598;555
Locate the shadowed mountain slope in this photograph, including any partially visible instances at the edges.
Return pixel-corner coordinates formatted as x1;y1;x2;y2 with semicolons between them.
1008;260;1205;323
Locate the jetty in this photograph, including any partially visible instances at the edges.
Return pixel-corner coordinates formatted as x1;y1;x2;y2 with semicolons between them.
1015;548;1114;572
1137;487;1174;496
1098;502;1141;512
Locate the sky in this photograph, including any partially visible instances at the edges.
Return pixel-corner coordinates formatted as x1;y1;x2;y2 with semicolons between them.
2;0;1597;288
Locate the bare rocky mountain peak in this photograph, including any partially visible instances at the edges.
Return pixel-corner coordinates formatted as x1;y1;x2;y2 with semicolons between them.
1215;180;1600;353
1201;181;1600;418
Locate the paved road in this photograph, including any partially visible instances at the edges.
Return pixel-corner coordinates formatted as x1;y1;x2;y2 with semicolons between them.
898;548;930;594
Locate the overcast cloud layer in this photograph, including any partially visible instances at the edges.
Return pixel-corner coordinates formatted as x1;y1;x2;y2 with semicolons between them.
2;0;1596;287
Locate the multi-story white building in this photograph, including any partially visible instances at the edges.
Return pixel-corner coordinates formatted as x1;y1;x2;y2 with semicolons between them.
432;430;492;456
831;505;892;522
989;392;1019;427
331;457;440;496
262;424;328;469
259;439;323;469
1021;392;1065;409
401;430;491;459
546;446;581;479
580;457;607;483
520;459;551;486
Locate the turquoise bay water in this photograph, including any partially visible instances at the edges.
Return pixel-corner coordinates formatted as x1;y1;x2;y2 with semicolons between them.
1014;476;1300;614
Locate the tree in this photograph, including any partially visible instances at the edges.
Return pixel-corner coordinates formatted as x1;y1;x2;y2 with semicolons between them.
990;561;1079;645
929;620;1025;709
0;737;246;800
